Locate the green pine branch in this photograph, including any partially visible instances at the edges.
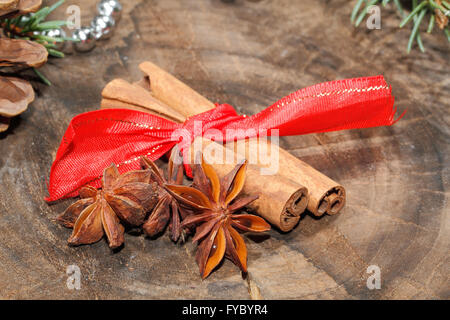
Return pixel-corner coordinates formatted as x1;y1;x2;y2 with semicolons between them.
351;0;450;53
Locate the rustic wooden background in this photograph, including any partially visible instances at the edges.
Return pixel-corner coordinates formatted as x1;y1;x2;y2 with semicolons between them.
0;0;448;299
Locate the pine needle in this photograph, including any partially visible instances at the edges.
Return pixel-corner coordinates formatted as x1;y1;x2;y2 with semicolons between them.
48;48;65;58
33;68;52;86
400;1;428;28
351;0;365;22
393;0;406;18
427;14;435;33
407;8;427;53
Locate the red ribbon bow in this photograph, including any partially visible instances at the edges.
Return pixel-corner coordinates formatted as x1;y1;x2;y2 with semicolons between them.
46;75;404;202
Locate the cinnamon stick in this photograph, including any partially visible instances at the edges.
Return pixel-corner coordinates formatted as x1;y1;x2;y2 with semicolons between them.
137;61;346;216
101;97;183;122
101;79;308;231
101;79;185;122
137;63;215;118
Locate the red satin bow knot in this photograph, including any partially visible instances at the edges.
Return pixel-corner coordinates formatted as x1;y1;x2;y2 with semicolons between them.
46;75;404;202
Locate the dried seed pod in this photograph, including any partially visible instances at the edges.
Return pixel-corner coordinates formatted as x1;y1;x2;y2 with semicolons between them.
0;38;48;68
141;146;190;242
57;164;160;249
0;76;34;117
167;154;270;279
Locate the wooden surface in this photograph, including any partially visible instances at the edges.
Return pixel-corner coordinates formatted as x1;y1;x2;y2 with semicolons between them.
0;0;449;299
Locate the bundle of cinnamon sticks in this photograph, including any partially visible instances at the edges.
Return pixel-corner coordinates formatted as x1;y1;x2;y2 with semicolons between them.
100;61;345;232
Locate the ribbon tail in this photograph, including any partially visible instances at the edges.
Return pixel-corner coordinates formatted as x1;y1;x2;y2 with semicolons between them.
222;75;404;136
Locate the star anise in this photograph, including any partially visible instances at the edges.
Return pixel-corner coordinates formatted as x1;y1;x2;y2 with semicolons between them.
165;155;271;279
57;163;159;249
141;147;190;242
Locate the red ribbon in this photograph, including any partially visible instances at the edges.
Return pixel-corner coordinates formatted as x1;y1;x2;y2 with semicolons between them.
46;75;404;202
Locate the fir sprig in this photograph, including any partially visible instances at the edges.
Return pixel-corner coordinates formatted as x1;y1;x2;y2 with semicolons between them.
351;0;450;53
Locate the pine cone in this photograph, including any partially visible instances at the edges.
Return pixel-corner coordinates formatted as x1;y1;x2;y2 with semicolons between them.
0;0;42;18
0;0;46;133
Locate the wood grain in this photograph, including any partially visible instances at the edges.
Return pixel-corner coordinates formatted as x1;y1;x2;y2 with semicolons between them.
0;0;448;299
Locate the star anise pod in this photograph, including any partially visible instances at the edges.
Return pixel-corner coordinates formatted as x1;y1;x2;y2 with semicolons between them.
57;164;159;249
165;155;271;279
141;147;190;242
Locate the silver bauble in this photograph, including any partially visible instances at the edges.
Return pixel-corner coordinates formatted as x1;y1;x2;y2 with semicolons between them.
97;0;122;21
19;15;31;25
43;28;67;51
72;27;97;52
91;15;116;40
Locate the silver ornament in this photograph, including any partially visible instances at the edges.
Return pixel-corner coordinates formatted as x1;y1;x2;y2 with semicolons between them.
97;0;122;21
42;28;67;51
18;15;31;26
91;14;116;40
72;27;97;52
